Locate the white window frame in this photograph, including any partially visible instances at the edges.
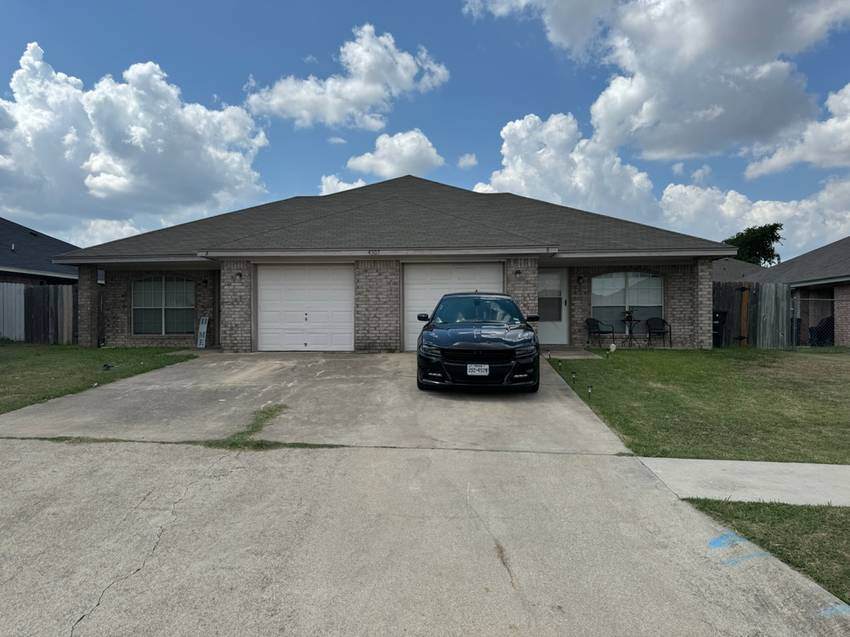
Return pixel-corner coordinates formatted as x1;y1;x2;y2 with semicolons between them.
132;276;195;336
591;272;664;329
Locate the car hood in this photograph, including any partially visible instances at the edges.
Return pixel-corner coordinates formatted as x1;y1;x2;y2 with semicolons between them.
422;322;536;348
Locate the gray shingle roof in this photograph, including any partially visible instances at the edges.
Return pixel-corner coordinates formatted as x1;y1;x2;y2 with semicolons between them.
1;217;78;277
56;176;732;261
751;235;850;285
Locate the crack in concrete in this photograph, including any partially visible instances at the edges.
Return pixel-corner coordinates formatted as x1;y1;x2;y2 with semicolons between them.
68;452;229;636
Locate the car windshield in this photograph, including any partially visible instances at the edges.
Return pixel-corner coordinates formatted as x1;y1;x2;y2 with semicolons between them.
432;296;524;324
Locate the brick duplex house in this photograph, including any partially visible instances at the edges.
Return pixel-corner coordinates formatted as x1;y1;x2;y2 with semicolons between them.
55;176;734;352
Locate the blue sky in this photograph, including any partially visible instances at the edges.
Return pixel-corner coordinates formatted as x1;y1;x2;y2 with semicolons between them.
2;1;850;258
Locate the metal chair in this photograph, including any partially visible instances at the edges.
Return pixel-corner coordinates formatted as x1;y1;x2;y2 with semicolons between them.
808;315;834;346
585;317;615;347
645;317;672;347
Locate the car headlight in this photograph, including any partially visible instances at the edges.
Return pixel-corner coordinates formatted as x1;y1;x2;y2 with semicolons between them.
516;345;537;358
419;342;441;357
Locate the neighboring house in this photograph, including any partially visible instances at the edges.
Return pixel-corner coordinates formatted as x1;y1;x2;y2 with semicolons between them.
711;257;764;282
752;235;850;346
55;176;735;351
1;217;79;285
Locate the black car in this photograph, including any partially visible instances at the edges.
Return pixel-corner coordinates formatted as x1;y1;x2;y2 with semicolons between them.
416;292;540;392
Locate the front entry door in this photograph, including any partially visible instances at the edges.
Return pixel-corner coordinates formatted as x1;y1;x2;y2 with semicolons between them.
537;268;569;344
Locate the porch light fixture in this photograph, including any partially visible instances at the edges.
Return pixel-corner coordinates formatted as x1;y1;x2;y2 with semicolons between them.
514;269;522;278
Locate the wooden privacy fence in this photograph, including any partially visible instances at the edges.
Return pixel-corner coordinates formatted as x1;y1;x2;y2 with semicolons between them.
0;282;76;344
713;281;792;349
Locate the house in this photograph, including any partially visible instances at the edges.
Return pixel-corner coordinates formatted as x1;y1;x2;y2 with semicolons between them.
1;217;78;284
711;257;764;282
751;235;850;346
54;176;735;351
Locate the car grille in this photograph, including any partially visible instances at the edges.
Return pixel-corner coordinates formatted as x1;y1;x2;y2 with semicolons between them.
440;348;515;363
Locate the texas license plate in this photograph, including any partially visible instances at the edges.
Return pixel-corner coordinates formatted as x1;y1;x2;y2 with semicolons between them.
467;364;489;376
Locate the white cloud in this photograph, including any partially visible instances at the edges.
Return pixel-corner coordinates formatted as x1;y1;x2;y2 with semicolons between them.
327;136;347;144
690;164;712;184
463;1;616;59
661;177;850;255
246;24;448;130
347;128;444;178
473;113;658;218
466;0;850;159
457;152;478;169
65;218;141;247
746;82;850;178
318;174;366;195
671;162;684;176
0;42;267;242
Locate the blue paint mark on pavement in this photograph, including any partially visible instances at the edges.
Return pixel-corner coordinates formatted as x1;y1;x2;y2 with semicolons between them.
720;551;769;566
819;604;850;618
708;531;744;549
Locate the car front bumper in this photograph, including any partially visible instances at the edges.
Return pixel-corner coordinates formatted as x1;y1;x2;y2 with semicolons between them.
417;351;539;388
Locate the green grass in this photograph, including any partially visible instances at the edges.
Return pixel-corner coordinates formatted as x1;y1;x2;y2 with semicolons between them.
203;403;286;449
0;343;196;414
690;499;850;604
549;348;850;463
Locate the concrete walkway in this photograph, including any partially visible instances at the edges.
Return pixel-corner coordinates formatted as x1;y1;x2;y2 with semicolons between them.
641;457;850;506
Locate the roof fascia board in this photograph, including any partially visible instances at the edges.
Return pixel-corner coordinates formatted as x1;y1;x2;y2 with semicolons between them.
554;248;737;259
54;255;212;265
0;266;78;279
199;247;558;257
789;275;850;288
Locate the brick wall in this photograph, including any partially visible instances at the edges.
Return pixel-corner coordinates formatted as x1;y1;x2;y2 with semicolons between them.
354;259;401;351
568;260;712;348
835;283;850;347
219;258;253;352
77;264;99;347
98;269;218;348
505;257;539;316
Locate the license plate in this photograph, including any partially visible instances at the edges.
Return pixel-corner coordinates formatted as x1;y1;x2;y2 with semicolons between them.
467;364;489;376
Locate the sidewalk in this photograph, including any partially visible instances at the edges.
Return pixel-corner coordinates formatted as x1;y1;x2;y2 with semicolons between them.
640;457;850;506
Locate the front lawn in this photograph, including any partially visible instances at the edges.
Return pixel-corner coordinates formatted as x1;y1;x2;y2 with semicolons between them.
690;499;850;605
550;348;850;464
0;344;195;414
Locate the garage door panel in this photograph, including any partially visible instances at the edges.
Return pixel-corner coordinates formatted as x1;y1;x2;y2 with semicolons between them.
403;263;503;351
257;265;354;351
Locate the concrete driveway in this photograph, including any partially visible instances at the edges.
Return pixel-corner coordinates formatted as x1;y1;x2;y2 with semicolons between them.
0;352;626;454
0;353;848;635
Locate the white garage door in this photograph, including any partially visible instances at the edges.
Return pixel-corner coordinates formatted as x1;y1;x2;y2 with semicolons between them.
403;262;504;350
257;265;354;351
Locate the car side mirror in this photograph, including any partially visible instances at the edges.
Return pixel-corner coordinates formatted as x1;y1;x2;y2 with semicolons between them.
526;314;540;322
417;313;430;321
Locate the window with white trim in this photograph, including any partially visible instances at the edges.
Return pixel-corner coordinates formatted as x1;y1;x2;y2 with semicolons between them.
591;272;662;333
132;276;195;335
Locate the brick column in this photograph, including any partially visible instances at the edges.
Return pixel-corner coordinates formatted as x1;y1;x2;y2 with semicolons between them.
505;257;538;317
694;257;713;349
835;284;850;347
219;258;253;352
77;264;99;347
354;259;401;351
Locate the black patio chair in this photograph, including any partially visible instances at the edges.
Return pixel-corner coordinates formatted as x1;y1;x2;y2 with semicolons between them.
645;317;672;348
808;315;834;346
585;317;615;347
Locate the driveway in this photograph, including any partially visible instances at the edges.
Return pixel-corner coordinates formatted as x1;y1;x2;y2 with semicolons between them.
0;353;847;635
0;352;625;453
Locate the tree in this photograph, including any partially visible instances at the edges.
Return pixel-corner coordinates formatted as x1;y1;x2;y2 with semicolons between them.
724;223;783;266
